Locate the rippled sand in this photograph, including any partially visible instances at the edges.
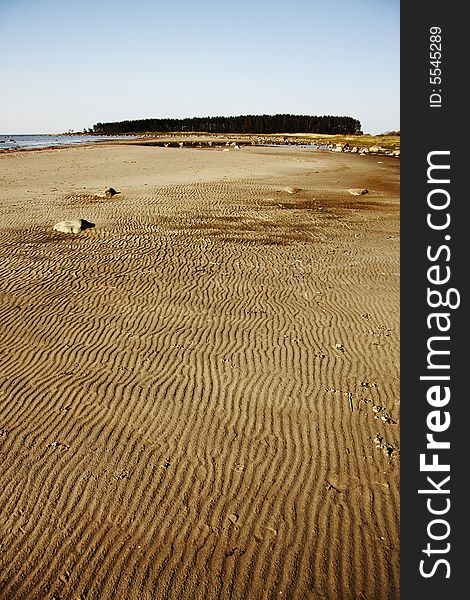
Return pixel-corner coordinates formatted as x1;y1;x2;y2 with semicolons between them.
0;143;400;599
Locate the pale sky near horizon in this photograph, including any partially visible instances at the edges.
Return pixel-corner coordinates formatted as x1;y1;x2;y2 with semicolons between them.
0;0;399;135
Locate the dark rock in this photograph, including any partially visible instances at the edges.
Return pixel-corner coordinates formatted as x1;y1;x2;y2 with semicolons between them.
105;187;120;198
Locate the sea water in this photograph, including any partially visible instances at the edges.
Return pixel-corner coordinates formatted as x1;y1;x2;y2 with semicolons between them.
0;134;136;151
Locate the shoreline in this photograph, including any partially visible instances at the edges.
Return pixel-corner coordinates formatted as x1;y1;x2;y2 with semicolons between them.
0;131;400;157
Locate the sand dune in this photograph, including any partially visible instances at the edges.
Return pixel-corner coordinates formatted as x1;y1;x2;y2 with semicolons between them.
0;144;399;599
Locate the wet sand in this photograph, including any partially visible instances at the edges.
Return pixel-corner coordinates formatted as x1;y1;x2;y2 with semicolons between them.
0;143;400;599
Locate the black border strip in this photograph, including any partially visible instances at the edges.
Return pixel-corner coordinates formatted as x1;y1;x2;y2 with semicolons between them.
401;3;467;597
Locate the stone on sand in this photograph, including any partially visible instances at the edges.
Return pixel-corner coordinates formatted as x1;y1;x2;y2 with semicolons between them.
348;188;369;196
104;187;119;198
53;218;94;234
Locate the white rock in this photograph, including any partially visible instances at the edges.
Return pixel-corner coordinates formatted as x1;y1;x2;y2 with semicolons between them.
53;218;93;233
347;189;369;196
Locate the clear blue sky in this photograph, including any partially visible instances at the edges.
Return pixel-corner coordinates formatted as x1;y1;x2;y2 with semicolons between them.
0;0;399;135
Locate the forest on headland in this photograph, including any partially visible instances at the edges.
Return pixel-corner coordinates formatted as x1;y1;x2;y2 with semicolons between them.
92;114;362;135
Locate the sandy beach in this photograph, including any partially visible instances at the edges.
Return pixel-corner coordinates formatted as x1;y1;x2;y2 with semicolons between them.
0;143;399;599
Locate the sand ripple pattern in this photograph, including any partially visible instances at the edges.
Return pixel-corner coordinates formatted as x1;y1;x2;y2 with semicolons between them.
0;155;399;599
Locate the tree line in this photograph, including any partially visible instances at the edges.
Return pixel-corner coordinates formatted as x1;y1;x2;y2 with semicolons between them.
92;114;362;135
